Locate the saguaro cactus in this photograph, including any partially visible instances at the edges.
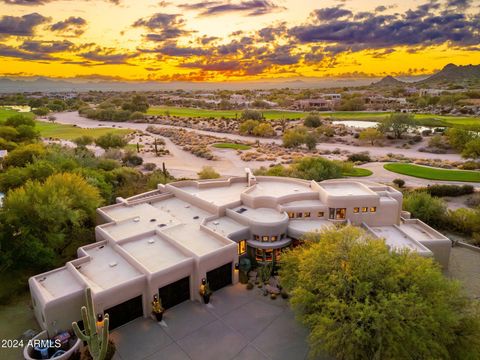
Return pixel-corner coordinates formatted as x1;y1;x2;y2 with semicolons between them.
72;288;109;360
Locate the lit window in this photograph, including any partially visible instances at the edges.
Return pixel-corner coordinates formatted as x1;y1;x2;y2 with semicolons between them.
370;207;377;213
271;236;278;242
318;211;324;217
296;212;303;218
265;249;273;261
256;248;264;261
288;212;295;219
238;240;246;255
336;208;346;220
353;207;359;213
304;212;311;218
362;207;368;213
262;236;269;242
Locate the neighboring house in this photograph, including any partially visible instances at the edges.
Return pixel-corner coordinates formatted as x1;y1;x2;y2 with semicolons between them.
293;98;334;110
29;170;451;335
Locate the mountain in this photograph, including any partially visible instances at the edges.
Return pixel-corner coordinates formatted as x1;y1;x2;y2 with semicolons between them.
371;75;405;87
418;63;480;85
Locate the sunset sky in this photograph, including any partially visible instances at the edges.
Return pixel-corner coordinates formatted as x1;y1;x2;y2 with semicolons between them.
0;0;479;82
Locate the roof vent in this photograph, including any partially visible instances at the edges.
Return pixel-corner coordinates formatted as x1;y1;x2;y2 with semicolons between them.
109;261;117;267
133;217;140;222
293;188;299;192
193;216;199;220
75;265;82;270
38;276;47;282
150;218;157;222
158;223;167;227
148;239;155;244
236;208;247;214
213;221;220;225
99;245;105;249
185;205;190;208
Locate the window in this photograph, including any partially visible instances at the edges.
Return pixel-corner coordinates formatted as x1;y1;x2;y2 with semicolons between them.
370;207;377;213
288;212;294;219
262;236;269;242
336;208;346;220
256;248;264;261
274;248;282;261
353;207;360;213
254;235;260;241
329;208;335;219
296;212;303;218
304;212;311;218
271;236;278;242
318;211;324;217
238;240;246;255
265;249;273;261
362;207;368;213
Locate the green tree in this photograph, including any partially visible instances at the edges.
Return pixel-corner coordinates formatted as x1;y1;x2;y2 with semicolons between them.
95;133;128;150
3;143;46;167
303;132;317;150
280;226;480;360
197;166;220;179
446;128;475;152
4;114;35;128
0;173;103;271
282;128;307;148
240;110;263;121
73;135;95;148
403;191;447;228
359;128;383;145
292;157;342;180
462;138;480;159
252;123;275;137
377;113;416;139
32;107;49;116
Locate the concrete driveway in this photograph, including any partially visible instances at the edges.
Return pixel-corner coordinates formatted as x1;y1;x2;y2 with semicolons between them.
110;283;317;360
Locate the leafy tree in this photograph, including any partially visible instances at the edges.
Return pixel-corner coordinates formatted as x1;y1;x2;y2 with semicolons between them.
359;128;383;145
462;139;480;159
337;97;365;111
4;114;35;128
240;110;263;121
48;115;56;123
282;128;308;148
122;95;149;113
239;120;260;135
95;133;128;150
303;114;322;128
280;226;480;360
197;166;220;179
377;113;416;139
0;126;19;141
3;143;46;167
252;122;275;137
32;107;49;116
403;191;447;228
73;135;94;148
445;128;475;152
292;156;343;180
122;151;143;167
16;124;39;141
0;173;103;271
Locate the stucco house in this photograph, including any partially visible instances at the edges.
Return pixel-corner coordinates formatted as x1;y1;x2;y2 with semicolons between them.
29;170;451;335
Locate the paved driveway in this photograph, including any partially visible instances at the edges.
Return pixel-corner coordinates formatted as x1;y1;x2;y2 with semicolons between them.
110;284;314;360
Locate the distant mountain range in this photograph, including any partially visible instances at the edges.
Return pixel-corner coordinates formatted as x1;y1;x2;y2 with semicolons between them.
373;63;480;87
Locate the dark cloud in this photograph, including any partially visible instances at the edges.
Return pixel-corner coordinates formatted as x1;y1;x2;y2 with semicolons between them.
290;3;480;51
314;6;352;21
50;16;87;35
0;13;49;36
375;6;387;12
138;43;207;57
80;48;138;64
446;0;472;9
180;60;243;71
256;23;287;41
132;13;192;41
180;1;286;17
0;43;55;60
20;40;75;53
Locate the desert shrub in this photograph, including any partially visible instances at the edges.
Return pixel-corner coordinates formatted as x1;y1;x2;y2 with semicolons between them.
403;191;447;228
422;184;475;197
347;152;371;163
143;163;157;171
466;193;480;207
393;178;405;188
197;166;220;179
459;161;480;170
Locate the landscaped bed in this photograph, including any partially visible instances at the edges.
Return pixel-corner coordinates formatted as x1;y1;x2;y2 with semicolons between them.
384;163;480;182
343;167;373;177
36;121;132;140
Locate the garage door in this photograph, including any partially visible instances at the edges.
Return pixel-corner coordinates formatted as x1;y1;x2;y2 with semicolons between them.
158;276;190;310
207;263;232;291
105;295;143;330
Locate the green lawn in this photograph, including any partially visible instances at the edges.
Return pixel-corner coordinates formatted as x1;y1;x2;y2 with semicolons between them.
384;163;480;182
147;106;306;119
212;142;251;150
0;108;35;123
343;167;373;177
36;121;132;140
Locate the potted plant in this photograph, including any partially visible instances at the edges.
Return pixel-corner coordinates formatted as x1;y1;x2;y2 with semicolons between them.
199;278;212;304
238;257;251;284
151;295;164;322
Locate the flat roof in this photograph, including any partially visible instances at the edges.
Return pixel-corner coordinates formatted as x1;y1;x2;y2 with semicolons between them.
150;197;213;223
369;226;430;253
282;199;325;207
120;234;191;273
179;181;248;206
321;182;374;196
248;179;314;198
398;222;446;242
36;267;83;299
76;244;143;291
231;206;286;222
162;224;228;256
205;216;249;237
288;219;333;233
